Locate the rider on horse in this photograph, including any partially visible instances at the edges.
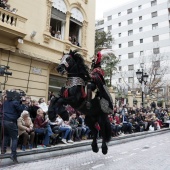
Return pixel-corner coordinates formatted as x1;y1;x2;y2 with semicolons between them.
86;51;113;114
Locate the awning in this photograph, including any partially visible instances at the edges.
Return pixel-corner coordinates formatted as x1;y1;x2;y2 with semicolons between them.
51;7;66;21
52;0;67;14
0;43;16;52
70;17;82;26
71;8;84;23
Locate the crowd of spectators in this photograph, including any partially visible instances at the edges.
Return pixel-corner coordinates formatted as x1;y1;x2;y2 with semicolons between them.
1;89;170;163
108;104;170;137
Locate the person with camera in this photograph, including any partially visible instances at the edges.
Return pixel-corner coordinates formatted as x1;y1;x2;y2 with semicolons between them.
1;91;24;164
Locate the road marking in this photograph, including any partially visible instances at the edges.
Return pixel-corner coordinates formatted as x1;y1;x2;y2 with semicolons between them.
113;158;123;162
82;161;93;166
129;153;136;156
105;156;113;159
151;146;156;149
120;152;128;154
92;164;104;169
133;148;139;151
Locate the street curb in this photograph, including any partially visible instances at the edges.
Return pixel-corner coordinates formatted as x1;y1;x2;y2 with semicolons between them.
0;128;170;167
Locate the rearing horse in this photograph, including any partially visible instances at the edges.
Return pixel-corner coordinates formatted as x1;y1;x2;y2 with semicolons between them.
48;50;112;155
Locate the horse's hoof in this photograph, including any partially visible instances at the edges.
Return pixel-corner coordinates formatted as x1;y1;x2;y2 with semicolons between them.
102;147;108;155
91;144;99;153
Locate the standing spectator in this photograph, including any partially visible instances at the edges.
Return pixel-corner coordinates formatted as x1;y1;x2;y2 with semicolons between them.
17;111;35;151
28;100;39;121
55;30;61;39
38;98;48;113
1;94;24;163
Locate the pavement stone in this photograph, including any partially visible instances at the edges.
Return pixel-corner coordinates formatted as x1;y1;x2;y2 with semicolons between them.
0;128;170;169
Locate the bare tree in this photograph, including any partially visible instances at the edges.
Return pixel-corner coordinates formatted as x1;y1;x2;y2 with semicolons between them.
146;53;169;96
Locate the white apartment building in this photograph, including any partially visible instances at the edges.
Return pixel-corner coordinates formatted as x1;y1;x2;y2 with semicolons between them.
96;0;170;97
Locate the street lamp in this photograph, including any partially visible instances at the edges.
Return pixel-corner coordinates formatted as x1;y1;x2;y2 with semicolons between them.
136;67;149;107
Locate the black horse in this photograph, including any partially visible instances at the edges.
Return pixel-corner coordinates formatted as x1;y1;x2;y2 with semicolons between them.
48;50;112;155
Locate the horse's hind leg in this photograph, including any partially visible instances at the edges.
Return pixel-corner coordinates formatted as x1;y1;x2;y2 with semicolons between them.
98;113;112;155
85;116;99;153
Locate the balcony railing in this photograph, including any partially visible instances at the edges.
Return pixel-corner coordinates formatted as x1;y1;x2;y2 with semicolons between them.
0;8;27;38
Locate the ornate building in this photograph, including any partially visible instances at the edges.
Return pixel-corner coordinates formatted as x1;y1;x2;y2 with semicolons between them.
0;0;96;100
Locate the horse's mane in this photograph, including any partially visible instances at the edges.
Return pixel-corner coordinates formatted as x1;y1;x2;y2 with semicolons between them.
69;50;90;78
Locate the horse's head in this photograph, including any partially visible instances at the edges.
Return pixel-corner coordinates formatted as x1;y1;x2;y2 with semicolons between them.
57;51;76;75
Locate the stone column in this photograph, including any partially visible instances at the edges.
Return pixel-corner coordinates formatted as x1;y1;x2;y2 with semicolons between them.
146;95;150;107
127;91;133;107
64;11;72;42
82;21;88;49
136;92;142;108
163;101;166;109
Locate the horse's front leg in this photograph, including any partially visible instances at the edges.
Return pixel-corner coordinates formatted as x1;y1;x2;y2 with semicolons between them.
85;116;99;153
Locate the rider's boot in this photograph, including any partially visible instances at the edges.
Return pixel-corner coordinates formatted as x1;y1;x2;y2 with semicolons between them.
86;82;92;109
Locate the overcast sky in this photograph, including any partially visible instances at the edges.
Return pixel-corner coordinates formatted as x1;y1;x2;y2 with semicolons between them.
95;0;133;19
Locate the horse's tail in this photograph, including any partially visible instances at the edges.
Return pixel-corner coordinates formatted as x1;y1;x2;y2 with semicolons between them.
98;113;112;143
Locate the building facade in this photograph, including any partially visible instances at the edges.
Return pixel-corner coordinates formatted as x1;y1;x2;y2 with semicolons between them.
96;0;170;101
0;0;96;100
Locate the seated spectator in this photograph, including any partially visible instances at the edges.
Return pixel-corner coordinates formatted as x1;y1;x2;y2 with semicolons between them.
17;111;35;151
56;115;73;144
120;112;132;134
78;114;90;140
34;108;56;147
28;100;40;121
69;113;82;141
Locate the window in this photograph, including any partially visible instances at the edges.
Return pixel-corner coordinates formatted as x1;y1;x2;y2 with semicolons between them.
151;0;157;6
152;60;160;67
139;16;142;21
140;51;144;56
128;65;134;71
153;48;160;54
128;19;133;25
119;66;122;71
128;77;134;83
138;5;142;9
108;25;112;31
97;28;104;32
139;27;143;32
128;53;134;58
118;22;121;27
119;44;121;48
119;33;121;37
152;11;157;18
127;8;132;14
128;41;133;47
152;23;158;30
140;39;143;43
128;30;133;36
107;15;112;21
118;12;121;16
119;78;122;83
153;35;159;42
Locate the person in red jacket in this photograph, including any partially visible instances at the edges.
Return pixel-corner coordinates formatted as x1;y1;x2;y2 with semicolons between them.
34;108;56;147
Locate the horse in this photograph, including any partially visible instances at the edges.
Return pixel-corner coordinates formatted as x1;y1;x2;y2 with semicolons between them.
48;50;112;155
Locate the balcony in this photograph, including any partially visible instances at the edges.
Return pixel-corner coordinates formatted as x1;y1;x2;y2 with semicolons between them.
0;8;27;40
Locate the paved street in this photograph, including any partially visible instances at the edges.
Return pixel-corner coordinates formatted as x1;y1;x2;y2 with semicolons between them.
1;132;170;170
